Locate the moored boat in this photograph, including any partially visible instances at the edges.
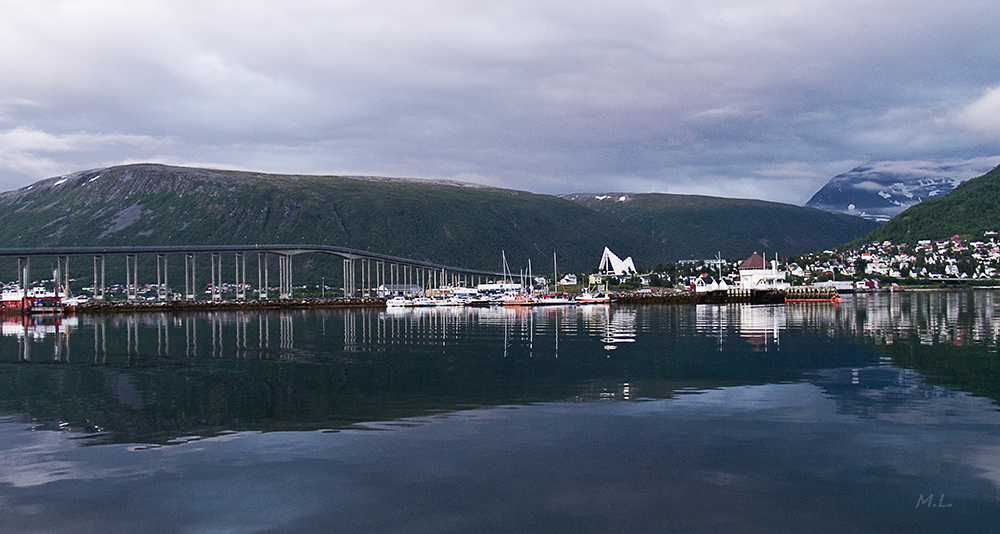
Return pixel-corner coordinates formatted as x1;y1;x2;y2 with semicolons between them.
2;287;63;314
575;291;611;304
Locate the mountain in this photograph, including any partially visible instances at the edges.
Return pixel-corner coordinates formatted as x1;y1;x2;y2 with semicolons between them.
0;164;878;278
850;164;1000;245
562;193;879;261
805;159;1000;222
0;164;658;273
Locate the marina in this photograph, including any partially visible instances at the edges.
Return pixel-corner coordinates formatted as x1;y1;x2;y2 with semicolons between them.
0;245;844;315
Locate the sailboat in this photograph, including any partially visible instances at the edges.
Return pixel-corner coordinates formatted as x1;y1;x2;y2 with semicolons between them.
536;252;573;305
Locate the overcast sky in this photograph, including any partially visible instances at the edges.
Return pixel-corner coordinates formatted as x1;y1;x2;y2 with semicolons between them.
2;0;999;204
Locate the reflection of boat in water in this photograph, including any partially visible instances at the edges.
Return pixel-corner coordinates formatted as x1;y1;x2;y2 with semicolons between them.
786;294;843;303
2;314;78;339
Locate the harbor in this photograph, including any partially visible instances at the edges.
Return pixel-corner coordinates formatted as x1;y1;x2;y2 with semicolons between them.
0;246;844;315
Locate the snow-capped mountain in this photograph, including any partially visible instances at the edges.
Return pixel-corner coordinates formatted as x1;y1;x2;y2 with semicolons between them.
805;158;1000;222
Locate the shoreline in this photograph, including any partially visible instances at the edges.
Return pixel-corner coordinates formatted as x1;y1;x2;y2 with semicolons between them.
40;285;1000;314
74;297;387;313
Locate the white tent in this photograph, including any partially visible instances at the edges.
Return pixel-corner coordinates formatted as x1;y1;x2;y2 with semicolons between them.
599;247;637;276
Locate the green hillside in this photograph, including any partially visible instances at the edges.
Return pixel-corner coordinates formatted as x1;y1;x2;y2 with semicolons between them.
563;193;880;260
0;164;657;273
0;164;878;280
851;164;1000;245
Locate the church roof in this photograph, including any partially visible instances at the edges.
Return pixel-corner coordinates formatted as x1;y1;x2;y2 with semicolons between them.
739;252;766;270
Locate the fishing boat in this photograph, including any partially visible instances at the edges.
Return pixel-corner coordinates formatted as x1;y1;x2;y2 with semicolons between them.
502;294;535;306
575;291;611;304
1;287;63;314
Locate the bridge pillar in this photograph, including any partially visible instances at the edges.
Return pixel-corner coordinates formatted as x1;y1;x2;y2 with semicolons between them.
93;255;106;300
156;254;168;300
257;252;267;299
55;256;70;298
125;254;138;300
235;252;246;300
17;256;28;295
278;254;292;299
210;253;220;301
184;253;196;301
343;258;354;298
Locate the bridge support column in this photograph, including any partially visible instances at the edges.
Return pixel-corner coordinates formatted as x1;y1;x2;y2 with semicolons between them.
210;253;222;301
257;252;267;299
156;254;168;300
278;254;292;299
53;256;69;298
184;253;196;301
343;258;354;298
93;255;105;300
125;254;138;300
235;252;246;300
17;257;29;295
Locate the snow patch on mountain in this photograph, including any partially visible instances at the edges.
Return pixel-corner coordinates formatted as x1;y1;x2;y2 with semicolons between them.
805;158;1000;222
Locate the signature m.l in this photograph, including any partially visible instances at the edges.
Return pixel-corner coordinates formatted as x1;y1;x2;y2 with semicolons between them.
917;494;953;508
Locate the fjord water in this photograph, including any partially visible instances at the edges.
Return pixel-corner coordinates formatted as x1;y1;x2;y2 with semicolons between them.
1;293;999;533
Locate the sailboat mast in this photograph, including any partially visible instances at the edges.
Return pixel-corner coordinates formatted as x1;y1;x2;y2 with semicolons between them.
553;251;558;293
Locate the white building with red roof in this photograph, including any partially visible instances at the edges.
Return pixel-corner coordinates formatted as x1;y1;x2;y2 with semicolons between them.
737;252;789;289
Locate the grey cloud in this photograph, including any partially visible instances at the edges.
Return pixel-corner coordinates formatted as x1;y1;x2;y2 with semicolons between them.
1;0;999;204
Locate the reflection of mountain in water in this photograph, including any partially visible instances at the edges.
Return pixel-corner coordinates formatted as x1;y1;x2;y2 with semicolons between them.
3;291;1000;444
811;365;967;419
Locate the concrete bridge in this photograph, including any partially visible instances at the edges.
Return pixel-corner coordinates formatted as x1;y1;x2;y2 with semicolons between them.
0;245;508;301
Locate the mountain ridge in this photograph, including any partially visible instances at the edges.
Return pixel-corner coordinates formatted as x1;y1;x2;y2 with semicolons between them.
805;158;1000;222
0;164;878;275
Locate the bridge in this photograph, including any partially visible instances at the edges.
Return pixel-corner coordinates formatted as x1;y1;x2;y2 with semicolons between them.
0;245;509;301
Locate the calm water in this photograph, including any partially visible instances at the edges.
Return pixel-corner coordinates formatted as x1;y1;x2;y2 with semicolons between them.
2;292;999;533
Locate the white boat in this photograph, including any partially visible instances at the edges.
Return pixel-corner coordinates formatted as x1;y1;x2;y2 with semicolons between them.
575;291;611;304
536;253;574;305
1;288;25;312
386;296;409;307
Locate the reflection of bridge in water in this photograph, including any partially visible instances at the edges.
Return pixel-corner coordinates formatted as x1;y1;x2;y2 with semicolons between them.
10;292;1000;363
2;305;635;362
0;245;507;300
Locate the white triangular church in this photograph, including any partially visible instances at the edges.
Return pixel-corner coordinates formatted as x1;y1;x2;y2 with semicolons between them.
599;247;637;276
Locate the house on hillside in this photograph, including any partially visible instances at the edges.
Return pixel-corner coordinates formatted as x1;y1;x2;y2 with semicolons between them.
736;252;789;289
559;274;578;285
